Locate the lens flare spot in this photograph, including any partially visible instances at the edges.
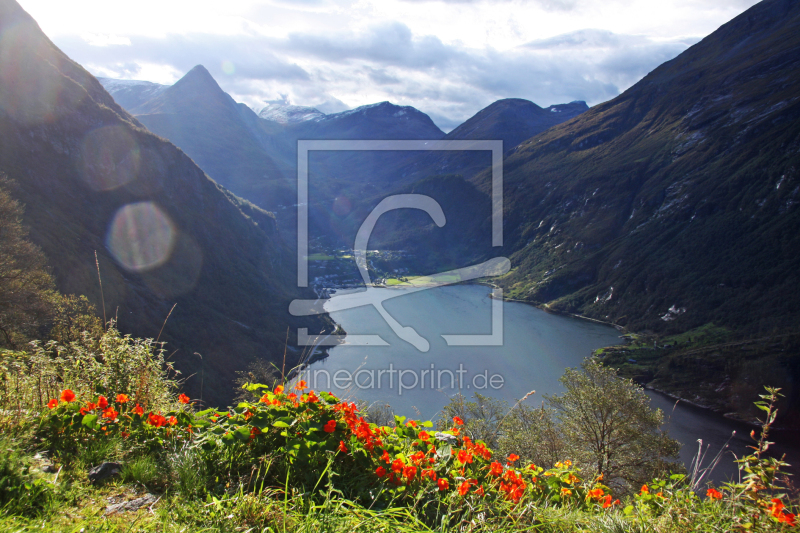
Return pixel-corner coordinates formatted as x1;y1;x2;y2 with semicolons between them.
333;196;351;217
221;60;235;75
80;125;141;191
107;202;176;272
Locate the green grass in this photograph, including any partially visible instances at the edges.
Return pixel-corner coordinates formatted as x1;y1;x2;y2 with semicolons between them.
307;253;335;260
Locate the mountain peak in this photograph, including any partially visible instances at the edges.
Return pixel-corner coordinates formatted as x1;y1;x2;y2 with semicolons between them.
172;64;222;92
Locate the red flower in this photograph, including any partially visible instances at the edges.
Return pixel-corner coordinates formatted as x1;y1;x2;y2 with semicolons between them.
168;416;178;426
324;420;337;433
102;408;118;420
475;485;485;496
779;512;796;526
406;420;417;428
115;394;129;404
147;413;167;427
490;462;504;476
457;450;473;464
588;488;604;500
403;465;417;479
437;478;449;491
132;404;144;416
178;393;190;404
375;466;387;478
47;399;58;409
706;487;723;500
60;389;76;403
97;396;109;409
392;459;404;473
287;393;297;401
507;454;520;464
458;481;471;496
601;494;612;508
120;431;130;438
294;380;307;390
274;385;284;394
250;427;261;439
338;440;348;453
453;416;464;426
421;468;437;481
381;450;391;463
419;430;430;441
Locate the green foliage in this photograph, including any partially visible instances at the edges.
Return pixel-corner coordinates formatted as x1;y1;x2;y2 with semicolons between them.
0;176;57;349
546;359;682;493
0;325;178;414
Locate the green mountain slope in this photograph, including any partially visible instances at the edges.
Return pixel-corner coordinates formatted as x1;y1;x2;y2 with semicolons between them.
489;0;800;334
0;0;328;404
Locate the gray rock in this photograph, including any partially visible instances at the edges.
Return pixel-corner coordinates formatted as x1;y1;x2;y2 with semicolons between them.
104;493;159;515
88;462;122;484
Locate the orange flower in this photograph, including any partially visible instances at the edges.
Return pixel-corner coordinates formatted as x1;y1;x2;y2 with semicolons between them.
324;420;337;433
287;393;297;401
437;478;449;491
457;450;473;464
259;393;270;403
490;462;504;476
97;396;109;409
47;398;58;409
770;499;785;518
453;416;464;426
115;394;129;404
147;413;167;427
561;488;572;496
779;512;796;526
102;408;118;420
640;485;649;495
132;403;144;416
588;488;604;500
458;480;471;496
168;416;178;426
601;494;612;508
476;485;485;496
274;385;284;394
178;393;190;404
403;465;417;479
250;427;261;439
421;468;437;481
418;430;430;441
60;389;76;402
391;459;404;473
294;380;307;390
338;440;347;453
120;431;130;438
406;420;418;428
375;466;387;478
507;454;520;464
381;450;391;463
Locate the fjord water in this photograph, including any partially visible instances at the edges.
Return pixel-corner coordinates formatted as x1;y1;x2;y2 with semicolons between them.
307;284;799;483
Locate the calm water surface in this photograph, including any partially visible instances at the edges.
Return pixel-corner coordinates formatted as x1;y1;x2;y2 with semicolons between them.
306;284;799;484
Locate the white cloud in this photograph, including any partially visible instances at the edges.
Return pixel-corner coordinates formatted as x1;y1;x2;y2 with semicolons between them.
16;0;760;130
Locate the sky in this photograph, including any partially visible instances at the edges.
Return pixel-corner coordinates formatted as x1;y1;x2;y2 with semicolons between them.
18;0;760;131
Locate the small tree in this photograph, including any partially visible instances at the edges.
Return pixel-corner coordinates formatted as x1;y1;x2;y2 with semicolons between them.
497;404;564;470
546;358;681;491
438;393;508;448
0;177;57;347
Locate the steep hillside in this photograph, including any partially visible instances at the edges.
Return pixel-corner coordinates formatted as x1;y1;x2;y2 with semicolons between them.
456;0;800;418
0;0;328;404
490;0;800;333
121;65;296;209
258;104;324;124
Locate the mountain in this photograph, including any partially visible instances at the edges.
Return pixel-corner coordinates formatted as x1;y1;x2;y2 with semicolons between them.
258;104;324;124
97;78;167;111
0;0;328;404
128;65;297;209
390;98;588;188
457;0;800;417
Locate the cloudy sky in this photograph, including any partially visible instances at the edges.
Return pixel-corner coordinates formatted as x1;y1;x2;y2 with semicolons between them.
19;0;759;131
